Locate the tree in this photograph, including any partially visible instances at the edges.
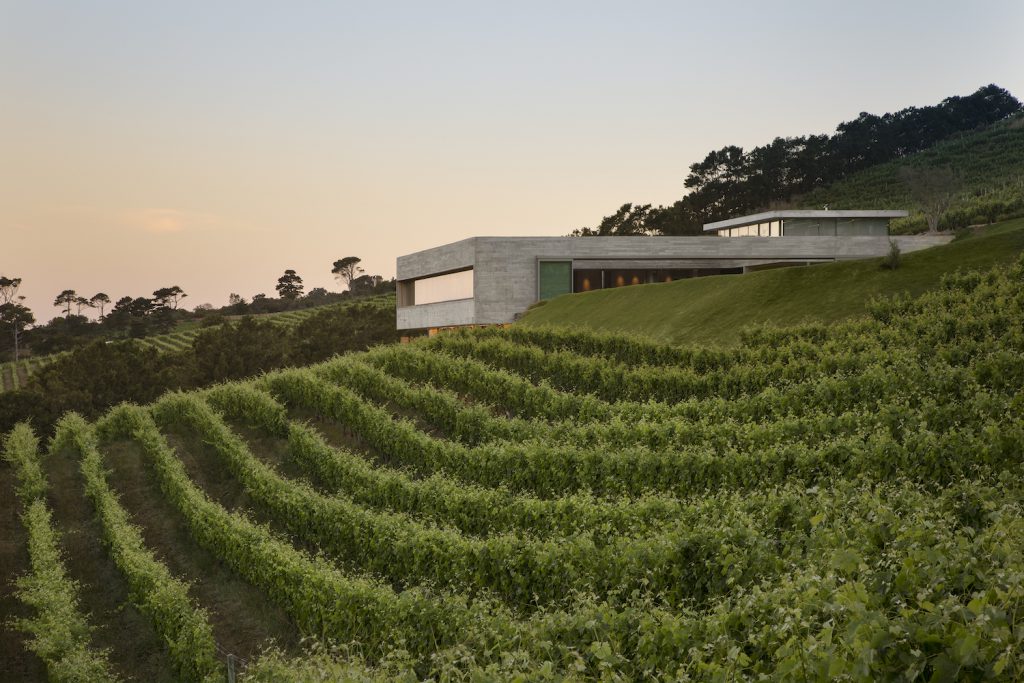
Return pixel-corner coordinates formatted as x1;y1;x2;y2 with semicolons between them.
0;276;23;304
899;165;962;233
0;301;34;361
332;257;364;290
90;293;111;319
153;286;187;310
227;293;248;315
107;296;156;338
53;289;77;318
275;270;304;300
102;296;135;332
74;296;94;316
572;204;656;236
349;274;385;296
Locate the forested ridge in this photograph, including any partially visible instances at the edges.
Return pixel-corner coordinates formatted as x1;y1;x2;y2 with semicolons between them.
578;84;1022;236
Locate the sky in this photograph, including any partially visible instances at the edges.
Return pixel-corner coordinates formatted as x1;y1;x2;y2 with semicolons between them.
2;0;1023;321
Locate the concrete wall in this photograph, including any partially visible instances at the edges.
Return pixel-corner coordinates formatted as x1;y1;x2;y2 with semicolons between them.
396;234;954;329
396;298;475;330
395;238;476;280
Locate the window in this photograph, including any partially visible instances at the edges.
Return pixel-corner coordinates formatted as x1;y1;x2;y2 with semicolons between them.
413;269;473;305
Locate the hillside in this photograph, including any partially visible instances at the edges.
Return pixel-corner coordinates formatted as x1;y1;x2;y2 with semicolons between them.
797;115;1024;232
3;255;1023;679
520;216;1024;346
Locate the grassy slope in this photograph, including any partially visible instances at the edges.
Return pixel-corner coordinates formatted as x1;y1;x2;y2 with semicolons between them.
519;217;1024;346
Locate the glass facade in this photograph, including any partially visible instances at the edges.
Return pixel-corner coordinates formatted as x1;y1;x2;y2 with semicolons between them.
717;217;890;237
718;220;782;237
572;267;741;293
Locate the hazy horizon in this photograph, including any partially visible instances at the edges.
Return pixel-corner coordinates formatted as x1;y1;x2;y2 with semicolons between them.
3;1;1023;322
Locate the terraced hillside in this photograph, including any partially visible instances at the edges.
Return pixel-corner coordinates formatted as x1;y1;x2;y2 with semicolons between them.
0;295;394;393
2;257;1023;680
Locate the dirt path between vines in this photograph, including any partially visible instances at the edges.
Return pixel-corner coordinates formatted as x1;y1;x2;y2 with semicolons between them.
45;448;177;682
101;438;300;666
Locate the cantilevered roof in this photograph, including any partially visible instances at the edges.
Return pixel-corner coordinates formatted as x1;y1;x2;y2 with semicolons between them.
703;209;909;232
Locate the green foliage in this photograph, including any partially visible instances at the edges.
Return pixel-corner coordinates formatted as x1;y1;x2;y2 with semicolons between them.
191;317;288;382
288;301;400;365
881;238;902;270
3;423;47;501
52;414;222;682
3;423;120;682
275;269;304;300
34;341;189;413
0;296;399;435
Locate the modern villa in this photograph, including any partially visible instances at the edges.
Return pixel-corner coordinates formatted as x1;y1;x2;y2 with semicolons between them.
395;210;950;332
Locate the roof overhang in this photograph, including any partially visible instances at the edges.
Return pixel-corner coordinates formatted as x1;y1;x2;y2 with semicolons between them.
703;210;909;233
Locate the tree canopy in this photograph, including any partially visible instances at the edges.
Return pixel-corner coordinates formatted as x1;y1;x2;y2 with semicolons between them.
577;84;1022;236
53;289;77;318
332;257;364;290
153;285;187;310
275;270;304;300
0;276;23;304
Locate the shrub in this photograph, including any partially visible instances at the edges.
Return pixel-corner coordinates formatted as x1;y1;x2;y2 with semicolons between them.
881;239;902;270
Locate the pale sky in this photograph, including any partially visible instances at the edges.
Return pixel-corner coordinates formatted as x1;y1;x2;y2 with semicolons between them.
3;1;1022;321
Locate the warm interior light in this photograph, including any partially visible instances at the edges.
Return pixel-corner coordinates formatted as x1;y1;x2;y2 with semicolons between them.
664;275;672;282
631;275;640;285
615;275;624;287
582;278;591;291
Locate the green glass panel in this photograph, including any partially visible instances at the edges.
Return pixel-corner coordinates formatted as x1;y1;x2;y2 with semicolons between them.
539;261;572;300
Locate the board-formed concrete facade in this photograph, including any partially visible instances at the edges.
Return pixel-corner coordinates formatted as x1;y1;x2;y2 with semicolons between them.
397;234;952;332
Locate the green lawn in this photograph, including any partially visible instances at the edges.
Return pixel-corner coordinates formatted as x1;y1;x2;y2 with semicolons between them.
519;217;1024;347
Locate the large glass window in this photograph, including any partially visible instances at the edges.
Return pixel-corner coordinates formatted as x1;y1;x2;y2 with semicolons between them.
413;269;473;305
573;269;602;292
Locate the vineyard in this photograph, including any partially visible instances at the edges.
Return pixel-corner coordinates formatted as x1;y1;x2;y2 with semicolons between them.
2;257;1023;681
0;296;395;393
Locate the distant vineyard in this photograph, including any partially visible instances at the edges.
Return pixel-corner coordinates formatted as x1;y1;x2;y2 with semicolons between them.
0;295;395;392
0;355;65;393
2;263;1022;680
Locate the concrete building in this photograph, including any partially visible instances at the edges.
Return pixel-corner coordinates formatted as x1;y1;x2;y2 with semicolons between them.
396;210;950;332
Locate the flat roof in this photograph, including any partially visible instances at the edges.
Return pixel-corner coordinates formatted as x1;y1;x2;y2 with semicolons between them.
703;209;909;232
